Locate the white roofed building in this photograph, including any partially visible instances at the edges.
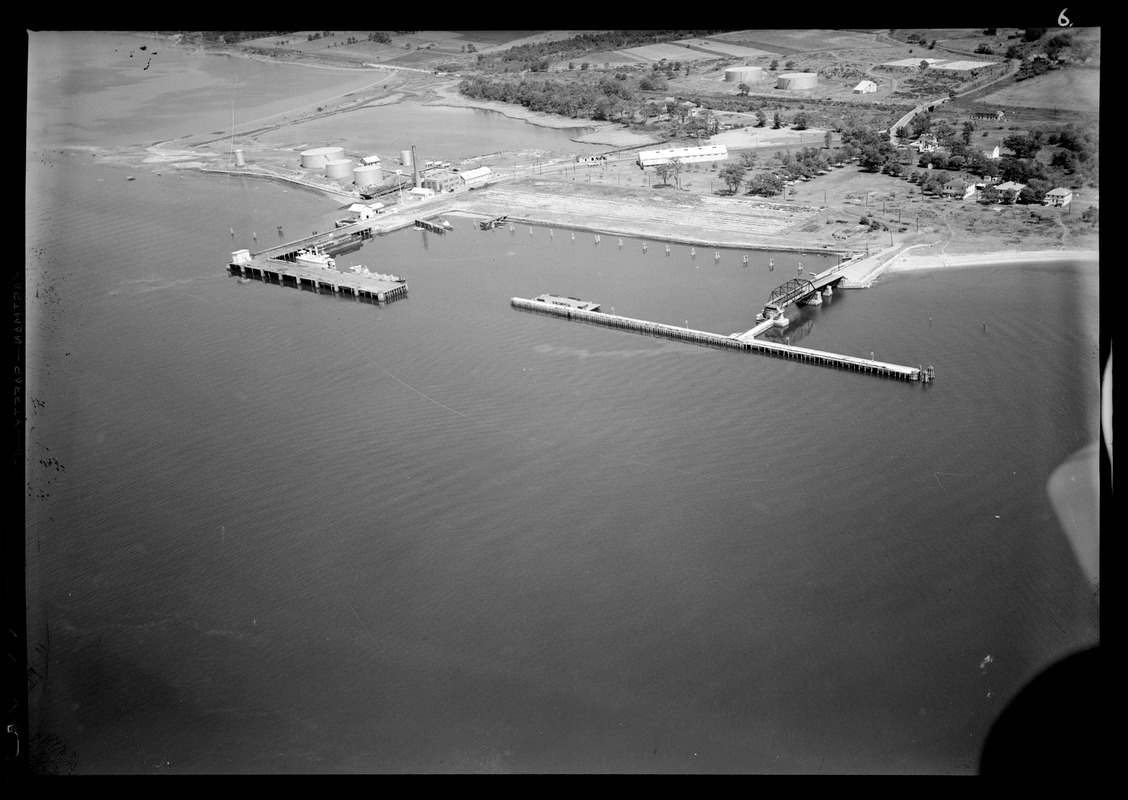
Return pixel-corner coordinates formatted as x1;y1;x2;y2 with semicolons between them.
1043;187;1073;207
637;144;728;168
347;203;378;220
853;80;877;93
458;166;493;189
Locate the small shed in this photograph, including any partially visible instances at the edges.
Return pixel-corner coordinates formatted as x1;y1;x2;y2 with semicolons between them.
347;203;377;220
853;80;877;94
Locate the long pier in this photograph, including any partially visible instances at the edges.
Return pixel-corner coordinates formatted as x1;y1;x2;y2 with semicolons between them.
511;297;926;381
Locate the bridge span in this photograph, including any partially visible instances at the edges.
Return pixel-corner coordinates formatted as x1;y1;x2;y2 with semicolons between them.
760;264;849;321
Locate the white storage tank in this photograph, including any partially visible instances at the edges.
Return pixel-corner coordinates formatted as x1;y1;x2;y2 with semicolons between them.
353;163;382;187
400;149;413;167
324;159;354;181
300;146;345;169
776;72;818;90
724;66;763;83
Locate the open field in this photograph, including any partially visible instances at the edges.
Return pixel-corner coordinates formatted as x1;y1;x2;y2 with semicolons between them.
717;29;882;54
674;38;776;59
609;43;726;63
975;69;1101;113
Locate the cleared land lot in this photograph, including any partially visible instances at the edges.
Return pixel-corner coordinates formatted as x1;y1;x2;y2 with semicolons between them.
975;69;1100;113
614;43;730;63
450;178;825;248
716;29;881;54
673;38;777;59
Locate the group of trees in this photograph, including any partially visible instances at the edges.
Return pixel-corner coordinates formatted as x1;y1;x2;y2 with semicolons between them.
738;146;837;197
473;30;723;73
459;75;648;122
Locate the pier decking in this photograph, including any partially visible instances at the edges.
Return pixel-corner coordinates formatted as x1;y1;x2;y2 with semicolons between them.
511;297;928;381
229;233;408;305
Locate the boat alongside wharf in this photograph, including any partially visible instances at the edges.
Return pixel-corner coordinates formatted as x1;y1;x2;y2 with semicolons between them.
511;296;929;382
229;240;408;305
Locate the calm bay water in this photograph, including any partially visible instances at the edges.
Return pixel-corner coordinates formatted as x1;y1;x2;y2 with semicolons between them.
25;32;1099;774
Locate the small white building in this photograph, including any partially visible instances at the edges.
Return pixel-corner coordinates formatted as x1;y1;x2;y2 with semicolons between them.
361;155;381;165
408;187;436;200
347;202;378;220
983;145;1000;160
1043;187;1073;207
637;144;728;168
853;80;877;94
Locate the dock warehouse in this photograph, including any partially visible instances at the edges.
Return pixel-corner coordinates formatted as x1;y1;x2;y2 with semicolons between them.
637;144;728;168
458;166;493;189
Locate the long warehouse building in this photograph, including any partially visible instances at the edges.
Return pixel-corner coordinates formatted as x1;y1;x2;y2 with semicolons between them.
637;144;728;168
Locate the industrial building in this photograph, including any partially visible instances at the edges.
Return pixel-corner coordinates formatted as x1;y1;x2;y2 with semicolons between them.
775;72;818;90
457;166;493;189
422;172;461;194
637;144;728;168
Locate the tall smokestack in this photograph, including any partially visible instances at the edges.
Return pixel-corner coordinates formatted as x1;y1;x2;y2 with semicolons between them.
412;145;420;188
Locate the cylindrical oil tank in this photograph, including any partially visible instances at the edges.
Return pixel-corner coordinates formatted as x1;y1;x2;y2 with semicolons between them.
400;149;413;167
324;159;354;181
776;72;818;90
353;164;382;187
724;66;763;83
300;146;345;169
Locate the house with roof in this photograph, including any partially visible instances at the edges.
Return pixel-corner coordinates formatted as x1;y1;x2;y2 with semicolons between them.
853;80;877;94
983;145;1000;160
941;178;977;200
1043;187;1073;207
913;134;939;153
995;181;1026;202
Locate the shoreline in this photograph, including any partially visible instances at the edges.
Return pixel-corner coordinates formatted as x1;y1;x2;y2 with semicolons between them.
888;248;1099;271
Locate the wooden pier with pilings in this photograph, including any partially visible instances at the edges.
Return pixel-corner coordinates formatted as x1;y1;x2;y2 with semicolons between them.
511;297;927;382
229;247;408;305
414;218;449;234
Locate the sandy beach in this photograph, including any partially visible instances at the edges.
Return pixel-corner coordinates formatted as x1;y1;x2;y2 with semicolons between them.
889;247;1099;271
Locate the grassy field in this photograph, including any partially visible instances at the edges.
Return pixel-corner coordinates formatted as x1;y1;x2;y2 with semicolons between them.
976;69;1100;113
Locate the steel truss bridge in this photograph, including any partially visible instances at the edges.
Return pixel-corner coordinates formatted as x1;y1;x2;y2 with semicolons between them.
762;272;846;318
